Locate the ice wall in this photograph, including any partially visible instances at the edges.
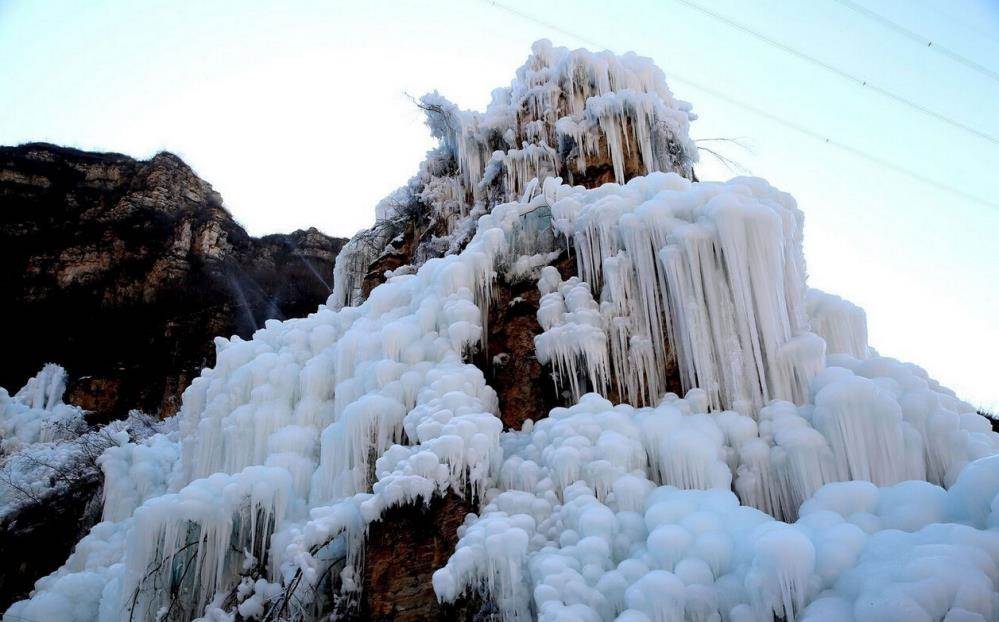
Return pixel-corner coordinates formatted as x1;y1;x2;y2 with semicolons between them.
434;389;999;622
11;174;998;622
536;173;820;411
806;289;869;359
7;40;999;622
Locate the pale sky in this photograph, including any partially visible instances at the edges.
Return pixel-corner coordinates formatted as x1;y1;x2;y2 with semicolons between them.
1;0;997;409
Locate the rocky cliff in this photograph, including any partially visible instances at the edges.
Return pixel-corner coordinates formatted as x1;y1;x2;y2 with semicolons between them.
0;143;347;422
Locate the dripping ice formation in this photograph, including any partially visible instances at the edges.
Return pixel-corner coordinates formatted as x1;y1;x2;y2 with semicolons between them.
434;370;998;622
330;39;698;310
4;39;999;622
538;174;820;410
0;364;166;521
0;364;88;516
805;289;869;360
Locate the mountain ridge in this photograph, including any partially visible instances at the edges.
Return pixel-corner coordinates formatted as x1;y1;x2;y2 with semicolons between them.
1;142;348;423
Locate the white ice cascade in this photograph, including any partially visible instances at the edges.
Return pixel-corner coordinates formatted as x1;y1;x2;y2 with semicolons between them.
0;364;88;516
1;364;80;449
331;39;698;309
434;383;999;622
6;39;999;622
805;289;870;359
4;189;565;622
431;39;698;207
535;173;823;410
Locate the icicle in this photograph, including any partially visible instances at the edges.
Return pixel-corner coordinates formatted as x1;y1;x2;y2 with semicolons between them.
812;375;908;486
543;173;818;412
535;276;610;402
13;363;68;410
806;289;869;359
120;467;293;621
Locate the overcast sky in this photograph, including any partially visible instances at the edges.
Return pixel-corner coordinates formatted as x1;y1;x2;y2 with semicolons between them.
1;0;997;409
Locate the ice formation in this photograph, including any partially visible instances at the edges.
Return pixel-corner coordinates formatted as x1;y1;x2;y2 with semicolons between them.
331;39;698;309
1;364;82;449
434;382;999;622
1;365;89;515
806;289;869;359
0;364;170;516
538;173;821;410
428;40;697;205
6;40;999;622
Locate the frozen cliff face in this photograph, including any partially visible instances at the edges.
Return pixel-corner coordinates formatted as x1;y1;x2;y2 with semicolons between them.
331;40;698;310
6;41;999;622
423;39;698;205
536;174;817;411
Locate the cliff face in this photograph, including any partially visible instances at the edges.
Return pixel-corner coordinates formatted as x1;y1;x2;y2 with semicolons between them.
0;143;347;422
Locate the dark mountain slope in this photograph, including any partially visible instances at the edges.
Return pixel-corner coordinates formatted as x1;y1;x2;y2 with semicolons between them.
0;143;347;422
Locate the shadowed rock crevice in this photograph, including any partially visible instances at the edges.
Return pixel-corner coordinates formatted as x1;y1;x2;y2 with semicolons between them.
0;469;103;609
484;251;578;430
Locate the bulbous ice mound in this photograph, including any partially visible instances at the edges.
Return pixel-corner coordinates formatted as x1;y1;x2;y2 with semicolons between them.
7;41;999;622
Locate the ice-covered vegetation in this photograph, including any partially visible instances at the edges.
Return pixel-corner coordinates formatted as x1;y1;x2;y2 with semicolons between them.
5;40;999;622
0;365;150;519
1;364;167;517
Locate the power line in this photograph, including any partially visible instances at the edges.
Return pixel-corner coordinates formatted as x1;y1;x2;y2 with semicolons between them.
480;0;999;212
832;0;999;83
669;0;999;146
916;0;999;47
672;75;999;211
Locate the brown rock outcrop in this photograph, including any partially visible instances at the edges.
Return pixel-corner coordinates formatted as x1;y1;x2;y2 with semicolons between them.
361;493;477;621
484;251;577;430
